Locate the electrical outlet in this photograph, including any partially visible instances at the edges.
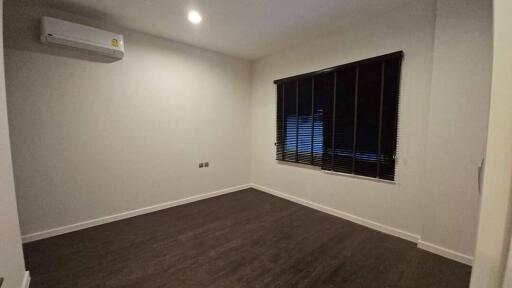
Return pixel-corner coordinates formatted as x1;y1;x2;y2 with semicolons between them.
204;162;209;168
199;163;204;168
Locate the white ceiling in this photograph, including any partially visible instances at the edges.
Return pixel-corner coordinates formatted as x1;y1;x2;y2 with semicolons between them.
35;0;414;60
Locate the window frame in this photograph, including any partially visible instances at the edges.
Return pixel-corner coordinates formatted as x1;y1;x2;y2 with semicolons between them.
274;51;403;183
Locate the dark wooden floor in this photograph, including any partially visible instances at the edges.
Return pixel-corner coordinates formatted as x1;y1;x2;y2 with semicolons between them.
24;188;471;288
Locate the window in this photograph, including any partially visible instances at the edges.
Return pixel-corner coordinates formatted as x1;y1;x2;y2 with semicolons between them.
275;51;403;181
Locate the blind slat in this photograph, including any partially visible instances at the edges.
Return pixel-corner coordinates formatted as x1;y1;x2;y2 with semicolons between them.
275;51;402;181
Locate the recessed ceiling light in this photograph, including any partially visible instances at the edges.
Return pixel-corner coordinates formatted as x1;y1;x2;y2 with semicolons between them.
188;10;202;24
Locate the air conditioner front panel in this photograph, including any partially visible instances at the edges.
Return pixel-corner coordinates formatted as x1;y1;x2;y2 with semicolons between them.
41;16;125;59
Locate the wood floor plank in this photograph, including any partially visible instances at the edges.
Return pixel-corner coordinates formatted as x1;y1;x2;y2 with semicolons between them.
23;188;471;288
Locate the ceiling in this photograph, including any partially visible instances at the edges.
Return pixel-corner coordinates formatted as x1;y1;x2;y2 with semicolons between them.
26;0;414;60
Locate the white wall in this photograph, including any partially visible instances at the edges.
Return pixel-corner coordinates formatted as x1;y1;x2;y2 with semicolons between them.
470;0;512;286
251;0;436;244
250;0;492;260
3;0;493;265
4;3;252;237
421;0;493;257
0;1;28;287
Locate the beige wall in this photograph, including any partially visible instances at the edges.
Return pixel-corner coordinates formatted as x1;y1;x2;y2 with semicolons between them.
0;1;28;287
504;238;512;287
4;3;252;237
250;0;492;260
470;0;512;286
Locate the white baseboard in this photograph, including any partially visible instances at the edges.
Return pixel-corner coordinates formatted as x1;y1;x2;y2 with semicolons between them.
21;182;474;266
21;271;30;288
250;183;474;266
418;240;473;265
250;183;420;242
21;184;251;243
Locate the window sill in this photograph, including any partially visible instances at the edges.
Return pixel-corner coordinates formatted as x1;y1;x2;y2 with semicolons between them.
277;159;397;184
322;170;396;185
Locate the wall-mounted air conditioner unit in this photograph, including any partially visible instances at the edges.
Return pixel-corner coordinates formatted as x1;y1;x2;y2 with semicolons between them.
41;16;125;59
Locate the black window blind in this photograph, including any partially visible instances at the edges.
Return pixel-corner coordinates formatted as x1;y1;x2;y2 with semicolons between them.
275;51;403;181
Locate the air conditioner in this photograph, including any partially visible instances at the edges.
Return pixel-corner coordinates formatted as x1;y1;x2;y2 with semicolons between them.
41;16;125;59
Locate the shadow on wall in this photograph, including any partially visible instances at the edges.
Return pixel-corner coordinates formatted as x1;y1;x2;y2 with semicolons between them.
4;0;121;63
